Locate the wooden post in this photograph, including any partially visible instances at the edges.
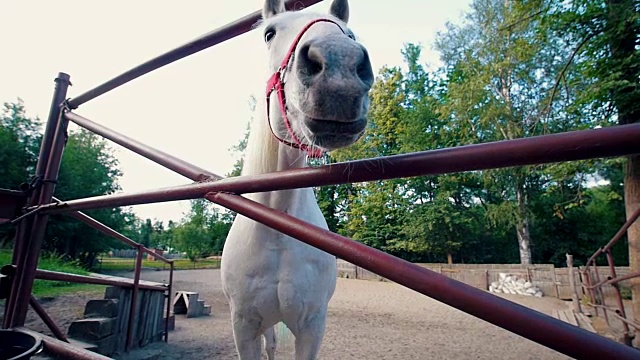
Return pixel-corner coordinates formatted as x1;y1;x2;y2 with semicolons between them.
566;254;582;314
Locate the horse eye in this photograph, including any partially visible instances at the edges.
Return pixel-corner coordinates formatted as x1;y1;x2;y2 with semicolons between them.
265;29;276;43
347;33;356;40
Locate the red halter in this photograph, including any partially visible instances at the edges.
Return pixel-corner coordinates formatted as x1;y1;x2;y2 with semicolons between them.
265;18;346;159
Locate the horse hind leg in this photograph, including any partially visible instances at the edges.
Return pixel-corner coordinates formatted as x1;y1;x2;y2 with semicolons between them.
263;325;276;360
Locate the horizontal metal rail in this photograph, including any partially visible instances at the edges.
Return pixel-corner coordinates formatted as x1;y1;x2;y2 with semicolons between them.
1;266;168;292
31;122;640;215
65;112;221;182
66;0;323;108
205;192;640;360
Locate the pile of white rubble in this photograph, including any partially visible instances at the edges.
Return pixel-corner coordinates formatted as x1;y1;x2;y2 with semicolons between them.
489;273;543;297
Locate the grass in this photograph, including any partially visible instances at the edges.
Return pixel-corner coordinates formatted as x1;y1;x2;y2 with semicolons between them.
0;249;106;297
97;257;221;272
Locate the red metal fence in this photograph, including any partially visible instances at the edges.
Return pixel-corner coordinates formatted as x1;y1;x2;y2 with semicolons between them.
1;0;640;358
581;207;640;346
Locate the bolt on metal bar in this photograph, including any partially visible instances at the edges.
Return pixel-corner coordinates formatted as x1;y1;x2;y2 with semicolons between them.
205;192;640;360
64;112;221;182
8;73;71;328
66;0;323;109
29;295;69;343
32;123;640;215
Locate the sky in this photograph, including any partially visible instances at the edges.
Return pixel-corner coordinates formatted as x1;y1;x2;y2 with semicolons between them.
0;0;471;223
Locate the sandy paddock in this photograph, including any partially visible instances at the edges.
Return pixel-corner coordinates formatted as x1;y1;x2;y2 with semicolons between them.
1;268;573;359
131;269;570;360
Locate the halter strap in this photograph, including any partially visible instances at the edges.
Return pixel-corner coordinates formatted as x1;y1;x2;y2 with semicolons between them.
265;18;346;159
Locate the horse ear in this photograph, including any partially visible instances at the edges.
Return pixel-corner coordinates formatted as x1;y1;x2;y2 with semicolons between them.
329;0;349;23
263;0;286;19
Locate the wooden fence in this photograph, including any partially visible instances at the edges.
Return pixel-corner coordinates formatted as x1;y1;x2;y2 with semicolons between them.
336;259;630;300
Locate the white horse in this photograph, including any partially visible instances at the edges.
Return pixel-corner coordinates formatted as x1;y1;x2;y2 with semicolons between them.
220;0;373;359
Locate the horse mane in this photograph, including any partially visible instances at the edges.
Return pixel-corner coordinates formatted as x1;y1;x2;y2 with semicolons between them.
241;96;280;176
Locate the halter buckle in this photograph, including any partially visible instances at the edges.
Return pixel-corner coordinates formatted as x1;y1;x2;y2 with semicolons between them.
306;152;329;168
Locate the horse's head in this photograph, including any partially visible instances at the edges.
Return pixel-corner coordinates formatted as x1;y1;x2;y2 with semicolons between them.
261;0;374;154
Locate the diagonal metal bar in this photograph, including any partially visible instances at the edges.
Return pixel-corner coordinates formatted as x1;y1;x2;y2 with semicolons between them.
64;112;221;182
31;122;640;215
66;0;323;108
205;191;640;360
29;295;69;343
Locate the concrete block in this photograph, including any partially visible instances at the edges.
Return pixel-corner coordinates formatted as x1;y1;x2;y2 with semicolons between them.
92;334;117;356
104;286;122;299
84;299;119;318
68;317;116;341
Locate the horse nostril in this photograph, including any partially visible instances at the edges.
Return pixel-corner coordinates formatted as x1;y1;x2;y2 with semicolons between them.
357;49;374;86
299;44;325;77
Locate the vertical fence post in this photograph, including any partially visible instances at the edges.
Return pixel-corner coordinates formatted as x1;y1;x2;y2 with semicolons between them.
6;73;71;328
165;261;174;343
566;254;582;314
127;245;144;351
605;250;632;345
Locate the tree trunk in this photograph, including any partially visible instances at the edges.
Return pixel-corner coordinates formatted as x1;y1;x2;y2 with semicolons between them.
605;0;640;340
516;183;532;265
625;156;640;334
447;253;453;264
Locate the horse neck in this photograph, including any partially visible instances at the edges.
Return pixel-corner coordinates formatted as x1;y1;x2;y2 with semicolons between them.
241;110;316;208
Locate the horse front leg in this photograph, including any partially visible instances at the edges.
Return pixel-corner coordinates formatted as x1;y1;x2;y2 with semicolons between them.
292;309;329;360
230;310;263;360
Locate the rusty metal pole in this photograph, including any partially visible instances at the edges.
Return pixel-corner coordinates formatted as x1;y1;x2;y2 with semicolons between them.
206;192;640;360
29;295;69;342
6;73;71;328
126;245;144;351
605;250;633;345
165;261;174;343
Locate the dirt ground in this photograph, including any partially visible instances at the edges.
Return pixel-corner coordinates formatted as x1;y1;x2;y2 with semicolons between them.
2;269;575;359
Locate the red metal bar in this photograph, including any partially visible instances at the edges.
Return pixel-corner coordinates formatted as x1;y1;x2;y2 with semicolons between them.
0;265;168;292
205;192;640;360
164;261;174;343
33;123;640;215
15;327;113;360
603;207;640;253
29;295;69;342
66;0;323;109
8;73;71;328
605;250;632;345
62;205;171;264
126;246;144;350
602;271;640;286
64;112;221;182
585;207;640;267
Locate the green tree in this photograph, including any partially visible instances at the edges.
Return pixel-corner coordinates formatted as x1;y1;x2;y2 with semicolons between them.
0;99;41;190
544;0;640;324
433;0;599;264
45;128;130;266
